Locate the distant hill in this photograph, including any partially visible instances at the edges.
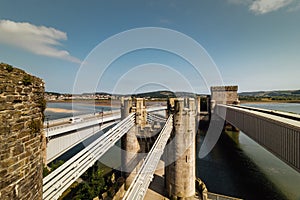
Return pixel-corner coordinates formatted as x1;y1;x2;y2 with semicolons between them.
46;89;300;100
238;89;300;102
131;90;198;98
239;90;300;97
45;90;202;101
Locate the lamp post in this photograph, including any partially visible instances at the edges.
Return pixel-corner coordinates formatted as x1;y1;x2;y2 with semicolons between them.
45;115;50;138
101;107;104;127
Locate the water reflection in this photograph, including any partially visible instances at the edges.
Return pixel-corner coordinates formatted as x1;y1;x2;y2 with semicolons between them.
197;131;290;200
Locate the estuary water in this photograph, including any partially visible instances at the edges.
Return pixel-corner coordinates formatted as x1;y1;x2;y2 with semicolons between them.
45;102;116;120
197;103;300;200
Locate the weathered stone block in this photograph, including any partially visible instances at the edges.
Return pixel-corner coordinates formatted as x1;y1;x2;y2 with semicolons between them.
0;157;18;168
13;143;24;156
5;85;15;92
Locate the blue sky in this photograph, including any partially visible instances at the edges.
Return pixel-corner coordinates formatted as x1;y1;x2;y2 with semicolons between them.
0;0;299;94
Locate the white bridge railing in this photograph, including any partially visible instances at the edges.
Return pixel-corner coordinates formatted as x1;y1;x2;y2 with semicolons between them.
45;106;166;138
46;121;119;164
45;114;121;137
44;110;120;127
43;113;135;200
123;114;173;200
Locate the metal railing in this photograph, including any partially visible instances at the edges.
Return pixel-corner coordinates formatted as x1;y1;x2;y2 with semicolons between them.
43;113;135;200
44;110;120;127
45;106;166;137
147;113;166;123
45;114;121;137
46;121;118;163
122;115;173;200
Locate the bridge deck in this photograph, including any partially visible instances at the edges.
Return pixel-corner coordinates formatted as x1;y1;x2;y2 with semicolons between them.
215;104;300;173
123;115;173;200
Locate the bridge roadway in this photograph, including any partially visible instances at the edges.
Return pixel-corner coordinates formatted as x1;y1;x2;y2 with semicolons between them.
43;113;135;200
215;104;300;173
46;106;167;163
45;112;121;137
45;106;166;137
123;115;173;200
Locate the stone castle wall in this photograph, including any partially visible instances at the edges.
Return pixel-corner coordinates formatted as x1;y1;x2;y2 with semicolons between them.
0;63;45;200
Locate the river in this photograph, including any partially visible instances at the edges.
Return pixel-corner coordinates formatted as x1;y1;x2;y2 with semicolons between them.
197;103;300;200
45;102;116;120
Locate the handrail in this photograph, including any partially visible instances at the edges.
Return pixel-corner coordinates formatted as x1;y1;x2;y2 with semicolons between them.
123;115;173;200
43;113;135;200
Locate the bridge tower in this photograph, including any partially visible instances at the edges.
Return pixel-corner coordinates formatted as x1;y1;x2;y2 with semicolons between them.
210;86;239;111
210;85;240;131
165;98;196;199
121;97;148;189
132;98;147;128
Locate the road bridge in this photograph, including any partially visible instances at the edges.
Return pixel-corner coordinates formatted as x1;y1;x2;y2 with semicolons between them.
45;107;166;163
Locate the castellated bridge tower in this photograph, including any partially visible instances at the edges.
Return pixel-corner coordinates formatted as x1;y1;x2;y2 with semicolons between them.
121;98;147;189
210;86;239;112
121;98;139;189
165;98;196;199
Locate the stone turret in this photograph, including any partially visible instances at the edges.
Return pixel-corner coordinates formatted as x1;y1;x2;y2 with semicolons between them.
0;63;45;200
121;97;163;190
196;96;201;115
132;98;147;128
165;98;196;199
210;85;239;105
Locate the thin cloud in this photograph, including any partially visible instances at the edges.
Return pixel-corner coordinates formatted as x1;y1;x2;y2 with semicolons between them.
0;19;81;63
228;0;296;15
250;0;293;15
287;1;300;12
227;0;251;6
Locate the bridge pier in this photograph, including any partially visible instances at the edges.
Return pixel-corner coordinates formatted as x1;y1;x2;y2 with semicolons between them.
165;98;196;199
121;98;141;189
224;123;240;132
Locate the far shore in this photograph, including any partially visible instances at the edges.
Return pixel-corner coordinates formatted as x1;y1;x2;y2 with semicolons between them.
46;99;167;107
45;99;299;114
240;100;300;104
47;99;300;105
47;99;121;107
45;108;78;113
